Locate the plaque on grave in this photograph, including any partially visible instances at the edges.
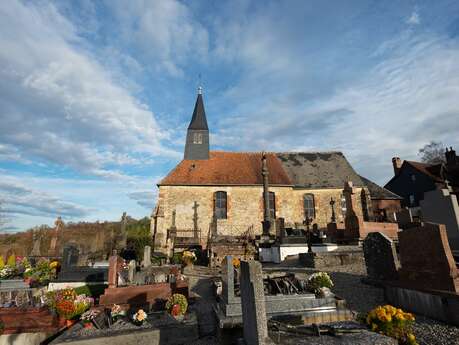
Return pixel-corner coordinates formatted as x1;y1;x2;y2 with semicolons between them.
92;309;110;329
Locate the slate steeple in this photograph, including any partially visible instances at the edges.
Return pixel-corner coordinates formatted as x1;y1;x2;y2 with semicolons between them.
184;87;210;160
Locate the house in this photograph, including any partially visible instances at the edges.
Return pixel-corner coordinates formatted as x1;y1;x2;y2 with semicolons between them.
152;88;401;253
384;149;459;211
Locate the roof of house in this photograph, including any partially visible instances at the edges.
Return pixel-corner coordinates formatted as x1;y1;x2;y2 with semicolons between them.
276;152;366;189
404;161;444;182
187;93;208;130
159;151;293;186
359;176;403;200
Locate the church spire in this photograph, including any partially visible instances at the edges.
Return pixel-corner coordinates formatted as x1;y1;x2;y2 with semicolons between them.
188;86;208;130
184;87;210;160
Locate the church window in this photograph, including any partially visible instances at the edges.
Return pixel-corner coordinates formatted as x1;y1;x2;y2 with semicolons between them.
303;194;315;219
193;133;202;144
269;192;276;219
214;191;227;219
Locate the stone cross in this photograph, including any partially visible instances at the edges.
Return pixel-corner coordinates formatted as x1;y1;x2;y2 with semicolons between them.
119;212;128;249
330;197;336;223
143;245;151;268
193;201;199;239
261;153;271;236
128;260;136;283
240;260;270;345
30;230;41;256
171;210;177;229
49;217;64;255
363;232;399;281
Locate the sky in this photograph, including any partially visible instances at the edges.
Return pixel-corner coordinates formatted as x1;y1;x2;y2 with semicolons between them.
1;0;459;232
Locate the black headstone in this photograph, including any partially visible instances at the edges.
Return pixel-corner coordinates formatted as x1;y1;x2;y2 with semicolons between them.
62;245;79;270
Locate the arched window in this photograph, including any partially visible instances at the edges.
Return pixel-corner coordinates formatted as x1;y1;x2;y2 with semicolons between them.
269;192;276;219
303;194;315;219
214;191;227;219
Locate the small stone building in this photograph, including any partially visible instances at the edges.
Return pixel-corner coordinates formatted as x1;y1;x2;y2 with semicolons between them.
152;89;401;253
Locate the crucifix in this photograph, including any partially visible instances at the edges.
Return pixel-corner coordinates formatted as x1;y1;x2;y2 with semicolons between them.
303;216;313;253
192;201;199;239
330;197;336;223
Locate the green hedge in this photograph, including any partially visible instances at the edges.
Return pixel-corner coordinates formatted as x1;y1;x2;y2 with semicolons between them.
74;284;107;298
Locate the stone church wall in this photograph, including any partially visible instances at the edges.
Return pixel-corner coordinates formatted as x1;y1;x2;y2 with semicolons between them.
154;185;368;250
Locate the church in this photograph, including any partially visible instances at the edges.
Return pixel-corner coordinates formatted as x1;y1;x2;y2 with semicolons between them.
151;88;401;253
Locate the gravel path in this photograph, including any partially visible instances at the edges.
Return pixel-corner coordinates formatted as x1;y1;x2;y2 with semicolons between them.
324;262;459;345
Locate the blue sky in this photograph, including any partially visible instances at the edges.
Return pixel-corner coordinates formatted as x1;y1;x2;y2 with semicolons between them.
1;0;459;232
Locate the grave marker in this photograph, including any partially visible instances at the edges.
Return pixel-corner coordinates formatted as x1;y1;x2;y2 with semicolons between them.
143;245;151;268
239;260;270;345
399;223;459;292
363;232;399;281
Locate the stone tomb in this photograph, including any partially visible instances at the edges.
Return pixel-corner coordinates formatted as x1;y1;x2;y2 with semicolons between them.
398;223;459;292
57;245;108;283
363;232;399;282
99;255;188;309
216;256;339;328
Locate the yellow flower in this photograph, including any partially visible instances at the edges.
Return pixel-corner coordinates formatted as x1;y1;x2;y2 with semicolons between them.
50;261;59;269
408;333;415;341
371;323;378;331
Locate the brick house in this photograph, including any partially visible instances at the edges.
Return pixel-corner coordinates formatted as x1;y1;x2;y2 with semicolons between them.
152;89;401;252
384;149;459;211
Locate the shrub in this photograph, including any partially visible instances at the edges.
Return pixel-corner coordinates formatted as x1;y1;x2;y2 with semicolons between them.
0;257;4;270
366;305;417;345
307;272;333;293
165;294;188;316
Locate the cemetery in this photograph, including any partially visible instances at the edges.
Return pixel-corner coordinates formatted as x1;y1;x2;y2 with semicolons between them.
1;168;459;345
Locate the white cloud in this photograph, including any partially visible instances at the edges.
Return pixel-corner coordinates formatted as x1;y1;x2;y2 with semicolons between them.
107;0;209;77
0;0;177;176
212;29;459;184
407;9;421;25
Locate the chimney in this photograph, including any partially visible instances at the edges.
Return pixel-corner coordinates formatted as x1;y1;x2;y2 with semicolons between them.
445;147;457;167
392;157;402;176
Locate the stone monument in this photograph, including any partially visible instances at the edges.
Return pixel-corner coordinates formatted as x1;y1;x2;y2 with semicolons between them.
420;187;459;250
240;260;271;345
398;223;459;292
363;232;399;281
143;245;151;268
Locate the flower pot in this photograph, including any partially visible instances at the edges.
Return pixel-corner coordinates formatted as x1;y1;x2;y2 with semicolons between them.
66;319;77;327
83;322;93;329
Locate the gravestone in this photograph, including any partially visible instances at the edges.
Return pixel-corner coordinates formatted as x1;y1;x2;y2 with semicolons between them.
128;260;136;283
30;230;41;256
62;245;79;270
363;232;399;281
396;208;413;227
143;245;151;268
420;187;459;250
240;260;271;345
398;223;459;292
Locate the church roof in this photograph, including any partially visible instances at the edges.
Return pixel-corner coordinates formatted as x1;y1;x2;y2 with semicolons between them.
187;93;208;130
276;152;366;189
359;176;403;200
159;151;292;186
159;150;399;200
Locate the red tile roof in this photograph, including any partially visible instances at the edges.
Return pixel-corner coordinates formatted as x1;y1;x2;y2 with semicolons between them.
159;151;293;186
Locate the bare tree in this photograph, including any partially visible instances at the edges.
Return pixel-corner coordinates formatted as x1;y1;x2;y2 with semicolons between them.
418;141;446;164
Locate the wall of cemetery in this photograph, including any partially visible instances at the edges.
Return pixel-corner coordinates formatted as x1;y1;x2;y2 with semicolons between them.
154;185;368;249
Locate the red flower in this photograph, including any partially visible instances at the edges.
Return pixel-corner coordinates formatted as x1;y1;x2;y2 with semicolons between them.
171;304;181;316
